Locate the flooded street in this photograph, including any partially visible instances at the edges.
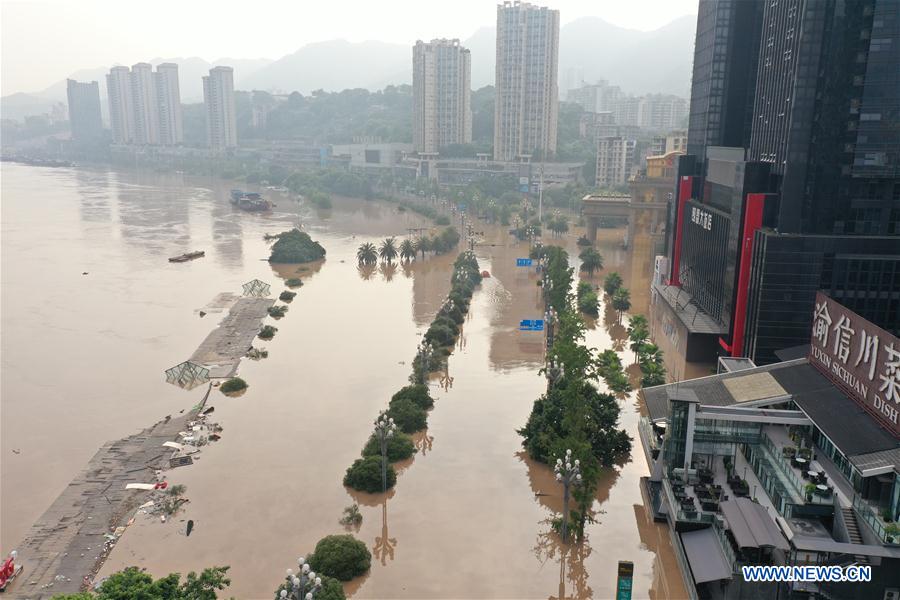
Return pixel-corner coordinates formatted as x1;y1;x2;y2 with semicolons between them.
2;163;686;598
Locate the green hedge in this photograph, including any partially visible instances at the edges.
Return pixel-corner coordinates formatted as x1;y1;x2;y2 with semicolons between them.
387;398;428;433
343;456;396;493
308;534;371;582
390;385;434;410
362;432;415;461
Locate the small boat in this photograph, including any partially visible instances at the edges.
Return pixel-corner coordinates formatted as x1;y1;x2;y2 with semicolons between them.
169;251;205;263
230;190;272;211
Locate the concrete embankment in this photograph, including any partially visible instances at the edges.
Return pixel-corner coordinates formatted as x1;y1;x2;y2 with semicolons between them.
10;409;199;598
10;294;273;598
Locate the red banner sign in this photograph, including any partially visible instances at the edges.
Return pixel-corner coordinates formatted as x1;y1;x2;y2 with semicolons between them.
808;292;900;438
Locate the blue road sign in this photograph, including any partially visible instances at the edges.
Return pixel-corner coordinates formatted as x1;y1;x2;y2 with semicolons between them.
616;561;634;600
459;203;467;211
516;258;533;267
519;319;545;331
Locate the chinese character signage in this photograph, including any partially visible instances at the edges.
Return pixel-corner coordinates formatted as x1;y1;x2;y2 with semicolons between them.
516;258;533;267
690;206;713;231
808;292;900;437
519;319;544;331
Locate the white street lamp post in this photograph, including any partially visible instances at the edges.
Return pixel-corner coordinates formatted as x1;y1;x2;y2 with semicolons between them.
555;449;582;543
281;558;322;600
373;412;396;493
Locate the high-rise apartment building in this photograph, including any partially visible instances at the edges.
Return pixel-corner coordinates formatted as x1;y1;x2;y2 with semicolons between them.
649;130;688;157
129;63;159;145
203;66;238;151
566;80;622;114
637;95;688;131
412;39;472;155
154;63;183;146
66;79;103;143
107;66;134;144
658;0;900;367
106;63;182;146
596;136;636;189
494;1;559;161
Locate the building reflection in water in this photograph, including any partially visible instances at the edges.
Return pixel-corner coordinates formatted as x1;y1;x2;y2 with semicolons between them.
115;169;193;256
75;168;112;224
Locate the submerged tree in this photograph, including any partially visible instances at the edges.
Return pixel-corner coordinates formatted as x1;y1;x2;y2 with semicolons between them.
53;566;230;600
603;272;623;296
356;242;378;265
413;236;430;260
611;288;631;317
399;238;416;263
578;247;604;277
379;237;398;264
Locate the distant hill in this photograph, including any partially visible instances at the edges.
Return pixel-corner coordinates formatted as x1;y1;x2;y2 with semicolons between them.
1;92;59;121
235;15;695;96
1;57;271;120
34;57;271;103
240;40;411;94
2;15;696;120
559;15;697;97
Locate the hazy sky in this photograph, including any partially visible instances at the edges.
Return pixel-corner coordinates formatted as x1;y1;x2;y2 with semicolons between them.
2;0;697;95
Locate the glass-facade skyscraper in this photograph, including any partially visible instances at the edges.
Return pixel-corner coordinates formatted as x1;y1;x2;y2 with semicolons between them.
662;0;900;366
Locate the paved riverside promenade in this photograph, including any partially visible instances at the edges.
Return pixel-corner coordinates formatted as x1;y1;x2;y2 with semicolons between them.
190;296;275;377
10;294;272;597
10;410;198;598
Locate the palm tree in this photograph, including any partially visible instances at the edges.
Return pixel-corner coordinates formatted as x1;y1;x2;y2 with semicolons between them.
627;315;650;357
357;242;378;265
549;216;569;238
379;237;398;264
579;247;604;277
612;288;632;319
399;239;416;263
414;236;430;260
603;272;623;296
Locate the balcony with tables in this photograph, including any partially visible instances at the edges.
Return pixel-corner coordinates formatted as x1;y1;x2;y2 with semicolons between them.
753;426;839;509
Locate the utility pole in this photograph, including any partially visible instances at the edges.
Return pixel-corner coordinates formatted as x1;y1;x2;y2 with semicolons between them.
538;162;545;224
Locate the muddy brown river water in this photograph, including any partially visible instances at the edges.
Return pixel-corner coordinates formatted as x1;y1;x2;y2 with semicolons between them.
2;164;687;599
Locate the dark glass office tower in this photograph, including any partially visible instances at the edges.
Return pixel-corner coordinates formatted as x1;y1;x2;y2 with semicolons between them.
749;0;900;236
662;0;900;367
686;0;764;167
742;0;900;362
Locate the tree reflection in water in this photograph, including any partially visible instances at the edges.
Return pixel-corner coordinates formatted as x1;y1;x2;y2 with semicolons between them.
380;263;397;282
357;264;376;281
604;300;628;352
533;523;593;600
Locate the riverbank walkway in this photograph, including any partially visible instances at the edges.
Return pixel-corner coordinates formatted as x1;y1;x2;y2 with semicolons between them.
10;409;199;599
190;296;274;378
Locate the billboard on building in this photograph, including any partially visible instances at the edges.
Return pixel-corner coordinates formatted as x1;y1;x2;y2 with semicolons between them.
808;292;900;437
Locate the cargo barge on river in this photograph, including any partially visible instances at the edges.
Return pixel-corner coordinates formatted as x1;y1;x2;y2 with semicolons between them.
230;189;272;212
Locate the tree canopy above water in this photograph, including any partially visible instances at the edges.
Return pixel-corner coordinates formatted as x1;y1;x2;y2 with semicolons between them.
268;229;326;264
